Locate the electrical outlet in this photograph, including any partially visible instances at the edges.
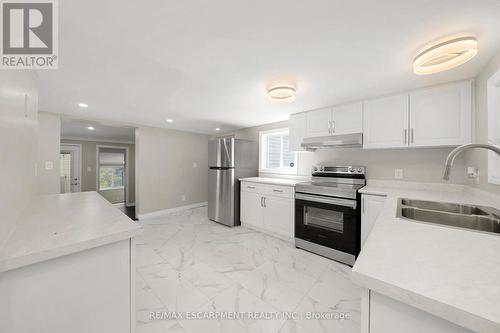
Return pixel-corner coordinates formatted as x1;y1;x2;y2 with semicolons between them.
181;195;186;201
395;169;403;179
193;162;198;168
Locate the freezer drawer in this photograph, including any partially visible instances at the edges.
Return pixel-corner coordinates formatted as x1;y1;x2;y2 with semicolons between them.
208;168;237;226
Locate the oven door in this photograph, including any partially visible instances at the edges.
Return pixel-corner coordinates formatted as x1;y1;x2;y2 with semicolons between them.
295;193;359;256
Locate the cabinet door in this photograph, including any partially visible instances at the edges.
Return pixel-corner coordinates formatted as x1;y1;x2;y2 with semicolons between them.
289;113;307;151
332;102;363;135
363;94;409;149
263;195;294;239
240;191;263;228
306;107;332;137
409;81;472;147
361;194;386;248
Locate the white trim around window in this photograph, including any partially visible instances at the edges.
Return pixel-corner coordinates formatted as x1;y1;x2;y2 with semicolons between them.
259;128;298;175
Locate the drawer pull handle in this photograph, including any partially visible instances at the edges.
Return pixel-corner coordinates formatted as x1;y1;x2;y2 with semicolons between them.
247;186;255;189
273;189;284;193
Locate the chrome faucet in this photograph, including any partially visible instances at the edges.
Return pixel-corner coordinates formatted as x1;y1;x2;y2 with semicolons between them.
443;143;500;180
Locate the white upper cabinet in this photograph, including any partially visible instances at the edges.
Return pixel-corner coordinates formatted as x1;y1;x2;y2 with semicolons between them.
363;94;409;149
290;79;473;150
332;102;363;135
289;113;307;151
304;103;362;139
409;81;472;147
306;107;332;137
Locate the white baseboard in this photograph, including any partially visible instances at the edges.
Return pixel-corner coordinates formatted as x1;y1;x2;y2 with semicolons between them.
126;202;135;207
137;202;208;220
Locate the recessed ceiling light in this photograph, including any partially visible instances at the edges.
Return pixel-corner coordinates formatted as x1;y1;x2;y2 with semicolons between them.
78;103;89;108
166;119;173;123
267;85;296;103
413;36;478;75
215;128;220;131
87;126;95;130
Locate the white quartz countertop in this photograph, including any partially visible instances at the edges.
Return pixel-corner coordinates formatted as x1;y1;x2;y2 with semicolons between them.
239;177;307;187
0;191;141;273
353;182;500;332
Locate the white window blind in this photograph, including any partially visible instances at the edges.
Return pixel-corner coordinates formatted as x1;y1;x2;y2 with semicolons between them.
98;148;125;190
260;128;297;174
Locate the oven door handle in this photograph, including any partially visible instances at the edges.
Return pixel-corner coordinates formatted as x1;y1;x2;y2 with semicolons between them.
296;193;357;209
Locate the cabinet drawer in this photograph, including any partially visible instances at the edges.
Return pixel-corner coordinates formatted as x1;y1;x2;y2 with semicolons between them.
262;185;294;198
241;182;265;194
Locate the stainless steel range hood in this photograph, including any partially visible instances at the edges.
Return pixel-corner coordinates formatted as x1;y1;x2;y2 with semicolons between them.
301;133;363;150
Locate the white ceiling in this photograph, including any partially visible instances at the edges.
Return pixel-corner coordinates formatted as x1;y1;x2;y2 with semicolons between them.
61;118;135;143
38;0;500;134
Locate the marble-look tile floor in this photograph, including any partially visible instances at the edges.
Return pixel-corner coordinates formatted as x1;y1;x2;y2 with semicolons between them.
134;206;361;333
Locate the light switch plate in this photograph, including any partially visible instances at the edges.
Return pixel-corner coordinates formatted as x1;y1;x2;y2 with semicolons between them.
193;162;198;168
45;161;54;170
181;195;186;201
395;169;403;179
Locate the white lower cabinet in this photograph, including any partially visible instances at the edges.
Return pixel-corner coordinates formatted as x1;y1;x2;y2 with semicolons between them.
240;190;264;228
263;195;294;237
240;181;294;240
367;291;473;333
361;194;386;248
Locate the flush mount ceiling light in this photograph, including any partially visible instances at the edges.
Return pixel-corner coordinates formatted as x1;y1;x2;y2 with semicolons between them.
78;103;89;108
166;118;173;123
215;128;220;131
267;85;296;103
413;36;478;75
87;126;95;130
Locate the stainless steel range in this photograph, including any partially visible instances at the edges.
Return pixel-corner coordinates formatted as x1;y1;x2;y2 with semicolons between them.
295;165;366;266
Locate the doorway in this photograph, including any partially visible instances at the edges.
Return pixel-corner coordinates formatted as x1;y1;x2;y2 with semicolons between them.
60;144;82;193
96;146;129;205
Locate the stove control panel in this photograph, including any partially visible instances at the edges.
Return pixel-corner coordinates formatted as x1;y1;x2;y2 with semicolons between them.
312;165;366;175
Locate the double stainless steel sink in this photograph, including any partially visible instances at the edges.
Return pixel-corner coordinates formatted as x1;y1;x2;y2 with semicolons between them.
398;199;500;235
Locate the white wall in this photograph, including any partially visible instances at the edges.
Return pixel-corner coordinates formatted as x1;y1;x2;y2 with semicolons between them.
135;126;209;216
0;71;39;247
465;48;500;195
226;120;466;184
37;112;61;195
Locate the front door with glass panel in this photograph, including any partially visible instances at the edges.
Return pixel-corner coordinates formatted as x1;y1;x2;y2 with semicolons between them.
60;144;81;193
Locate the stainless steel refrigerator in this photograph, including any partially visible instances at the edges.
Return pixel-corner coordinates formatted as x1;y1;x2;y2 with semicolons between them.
208;137;258;226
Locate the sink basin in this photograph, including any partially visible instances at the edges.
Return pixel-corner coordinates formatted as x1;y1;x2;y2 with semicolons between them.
400;199;491;216
398;199;500;235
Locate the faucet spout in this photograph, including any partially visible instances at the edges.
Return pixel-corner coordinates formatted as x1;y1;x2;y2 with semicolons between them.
442;143;500;180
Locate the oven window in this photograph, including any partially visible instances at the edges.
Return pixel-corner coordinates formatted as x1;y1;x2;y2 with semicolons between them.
304;206;344;233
